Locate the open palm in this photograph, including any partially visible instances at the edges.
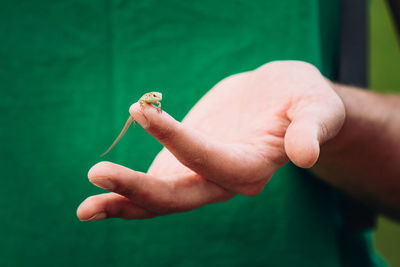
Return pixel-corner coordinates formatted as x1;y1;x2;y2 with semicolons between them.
77;61;345;220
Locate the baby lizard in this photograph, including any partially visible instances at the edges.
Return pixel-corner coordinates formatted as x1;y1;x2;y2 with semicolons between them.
101;92;162;157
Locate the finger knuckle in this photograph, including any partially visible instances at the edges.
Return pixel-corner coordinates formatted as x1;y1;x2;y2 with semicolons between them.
153;124;177;142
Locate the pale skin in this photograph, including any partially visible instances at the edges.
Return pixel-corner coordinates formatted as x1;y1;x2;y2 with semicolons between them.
77;61;400;221
101;92;162;157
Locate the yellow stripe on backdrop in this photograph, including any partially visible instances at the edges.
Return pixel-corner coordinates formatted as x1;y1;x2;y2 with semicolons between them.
371;0;400;266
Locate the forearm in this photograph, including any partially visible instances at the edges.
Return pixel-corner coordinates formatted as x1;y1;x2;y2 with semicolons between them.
312;83;400;220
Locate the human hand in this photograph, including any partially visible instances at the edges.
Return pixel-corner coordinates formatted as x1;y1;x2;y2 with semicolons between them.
77;61;345;220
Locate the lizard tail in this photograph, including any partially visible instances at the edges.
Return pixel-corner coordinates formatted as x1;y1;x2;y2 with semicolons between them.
100;116;134;157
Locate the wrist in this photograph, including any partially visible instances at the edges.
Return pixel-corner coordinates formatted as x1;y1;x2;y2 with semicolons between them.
317;83;384;159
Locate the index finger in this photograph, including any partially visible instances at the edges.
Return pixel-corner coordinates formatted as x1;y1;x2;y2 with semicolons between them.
129;103;263;195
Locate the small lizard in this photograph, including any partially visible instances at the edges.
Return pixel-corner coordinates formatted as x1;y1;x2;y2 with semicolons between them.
101;92;162;157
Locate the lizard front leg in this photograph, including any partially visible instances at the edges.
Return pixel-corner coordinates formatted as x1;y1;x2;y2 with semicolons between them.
155;101;161;113
139;99;145;108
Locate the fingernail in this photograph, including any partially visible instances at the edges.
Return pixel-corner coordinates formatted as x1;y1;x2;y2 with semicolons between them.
129;103;150;128
84;212;107;221
92;178;115;191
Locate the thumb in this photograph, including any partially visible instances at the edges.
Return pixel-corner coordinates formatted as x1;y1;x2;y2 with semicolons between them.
284;105;345;168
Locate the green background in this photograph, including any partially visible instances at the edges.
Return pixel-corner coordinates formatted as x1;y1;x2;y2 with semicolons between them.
0;0;398;266
370;0;400;267
0;1;349;266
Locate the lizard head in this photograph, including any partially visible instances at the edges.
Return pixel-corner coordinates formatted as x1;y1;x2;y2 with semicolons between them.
141;92;162;102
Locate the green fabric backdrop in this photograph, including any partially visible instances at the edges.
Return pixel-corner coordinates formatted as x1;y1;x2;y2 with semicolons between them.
0;0;385;266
